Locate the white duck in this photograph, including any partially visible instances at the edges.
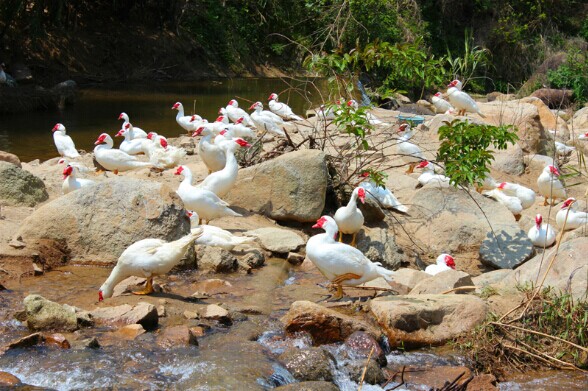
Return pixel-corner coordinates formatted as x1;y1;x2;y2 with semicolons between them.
249;101;286;136
187;210;255;250
475;174;498;193
268;93;303;121
396;123;424;174
118;112;147;138
334;187;366;247
175;165;241;223
93;133;153;173
306;216;395;299
578;132;588;140
61;164;96;194
52;123;80;158
192;126;226;173
58;158;95;173
556;198;588;231
446;80;486;117
226;99;255;127
431;92;454;114
198;138;250;198
554;141;575;157
358;173;408;213
172;102;197;132
497;182;536;209
222;119;257;139
315;104;335;121
116;124;151;155
347;99;387;125
483;187;523;219
98;229;203;300
537;165;567;205
145;132;186;169
416;160;451;187
424;254;456;275
528;214;557;247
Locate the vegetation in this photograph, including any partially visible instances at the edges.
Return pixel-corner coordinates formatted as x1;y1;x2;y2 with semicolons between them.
547;48;588;104
436;120;519;187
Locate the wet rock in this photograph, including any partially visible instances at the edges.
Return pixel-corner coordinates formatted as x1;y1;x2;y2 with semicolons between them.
274;381;339;391
0;161;48;207
479;229;534;269
530;88;573;109
370;295;487;348
279;347;335;381
184;310;199;320
191;278;232;294
245;227;305;254
346;358;386;385
401;365;473;389
0;150;21;167
115;324;146;340
356;227;407;270
226;150;328;222
157;325;199;348
17;178;191;265
408;186;521;255
281;301;378;345
0;333;43;354
498;237;588;300
409;270;475;295
43;333;71;349
387;268;430;295
201;304;230;322
344;331;386;366
287;252;305;265
196;246;238;272
91;302;158;330
467;374;498;390
23;294;80;332
0;371;21;386
72;337;100;349
239;248;265;268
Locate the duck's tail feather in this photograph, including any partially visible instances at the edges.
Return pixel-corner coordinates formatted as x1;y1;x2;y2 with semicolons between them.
376;265;394;282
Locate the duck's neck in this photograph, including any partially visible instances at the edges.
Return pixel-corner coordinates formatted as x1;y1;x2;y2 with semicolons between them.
176;106;185;119
347;190;359;208
323;224;338;242
100;264;128;299
181;169;194;186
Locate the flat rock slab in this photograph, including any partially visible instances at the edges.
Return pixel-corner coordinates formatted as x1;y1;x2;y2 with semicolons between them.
409;270;474;295
370;295;487;348
479;228;534;269
156;325;199;348
91;302;158;330
245;227;305;253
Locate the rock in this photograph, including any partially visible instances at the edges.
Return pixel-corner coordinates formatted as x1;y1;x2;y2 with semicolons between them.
417;99;435;112
281;301;378;345
225;150;328;222
479;228;534;269
72;337;100;349
356;227;407;270
467;374;498;390
23;294;80;332
112;276;146;297
239;249;265;268
387;268;430;295
427;114;456;134
157;305;166;317
401;365;473;390
358;196;385;223
370;295;487;348
184;310;199;320
279;347;335;381
472;269;513;288
274;381;339;391
569;106;588;129
409;270;475;294
91;302;158;330
521;97;569;137
408;186;523;255
115;324;146;340
287;252;305;265
346;358;386;385
477;100;547;153
487;92;515;102
201;304;230;322
524;154;554;173
17;178;190;264
499;237;588;299
245;227;305;253
43;333;70;349
0;333;43;355
0;371;21;386
491;143;525;176
0;151;21;167
394;93;412;104
157;325;199;348
531;88;573;109
0;161;48;207
344;331;386;366
196;246;237;272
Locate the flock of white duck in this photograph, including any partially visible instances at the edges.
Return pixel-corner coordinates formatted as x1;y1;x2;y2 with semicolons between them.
49;84;587;301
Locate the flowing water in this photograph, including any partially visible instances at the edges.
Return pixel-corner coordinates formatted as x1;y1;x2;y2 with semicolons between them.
0;78;326;162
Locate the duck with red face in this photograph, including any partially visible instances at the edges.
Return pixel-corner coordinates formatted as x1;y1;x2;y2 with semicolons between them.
424;254;456;275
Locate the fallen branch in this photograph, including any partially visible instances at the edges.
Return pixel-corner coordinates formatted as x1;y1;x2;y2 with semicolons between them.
357;345;375;391
491;321;588;353
441;285;477;294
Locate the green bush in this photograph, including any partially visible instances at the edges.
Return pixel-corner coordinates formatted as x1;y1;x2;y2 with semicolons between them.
547;49;588;104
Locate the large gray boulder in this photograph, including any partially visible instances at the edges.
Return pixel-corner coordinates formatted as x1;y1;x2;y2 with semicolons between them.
245;227;305;253
356;227;408;270
0;161;48;206
17;178;190;264
370;295;487;348
225;150;328;222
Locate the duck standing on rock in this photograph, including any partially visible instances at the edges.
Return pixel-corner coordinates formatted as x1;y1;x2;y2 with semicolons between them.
306;216;395;300
431;92;454;114
268;93;303;121
424;254;456;275
62;164;96;194
334;187;365;247
197;138;250;198
528;214;557;247
556;198;587;230
537;165;567;206
249;101;285;137
446;80;486;117
192;126;226;174
396;123;424;174
52;123;80;158
187;210;255;250
98;228;204;300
